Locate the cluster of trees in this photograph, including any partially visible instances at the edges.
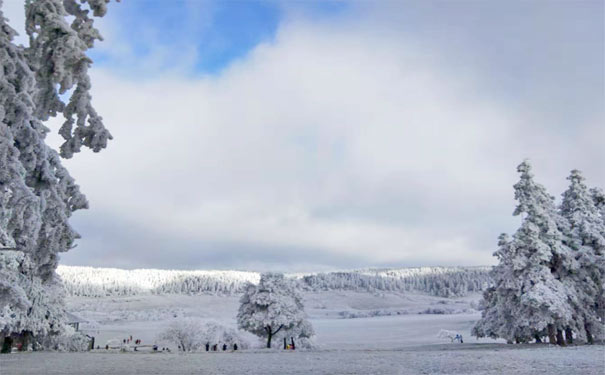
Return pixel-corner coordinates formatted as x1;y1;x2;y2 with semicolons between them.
473;161;604;345
157;273;315;351
299;267;490;297
157;320;249;352
0;0;113;349
57;265;490;298
58;266;259;297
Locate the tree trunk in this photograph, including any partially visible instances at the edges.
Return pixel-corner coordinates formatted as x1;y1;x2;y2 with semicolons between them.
547;324;557;345
556;329;565;346
584;322;593;345
564;327;573;345
1;337;13;354
283;337;287;350
266;330;272;348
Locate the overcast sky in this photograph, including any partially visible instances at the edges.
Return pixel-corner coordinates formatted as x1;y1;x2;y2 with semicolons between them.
4;0;604;272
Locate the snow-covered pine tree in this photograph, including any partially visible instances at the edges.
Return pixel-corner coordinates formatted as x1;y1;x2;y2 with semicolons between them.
472;234;523;343
559;170;605;344
0;0;112;349
473;161;575;345
591;187;605;219
237;273;314;348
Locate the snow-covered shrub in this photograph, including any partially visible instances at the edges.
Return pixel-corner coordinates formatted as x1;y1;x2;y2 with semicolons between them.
41;327;91;352
197;321;250;350
157;319;248;351
157;318;206;352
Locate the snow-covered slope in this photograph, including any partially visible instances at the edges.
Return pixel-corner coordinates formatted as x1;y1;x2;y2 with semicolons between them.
57;265;490;298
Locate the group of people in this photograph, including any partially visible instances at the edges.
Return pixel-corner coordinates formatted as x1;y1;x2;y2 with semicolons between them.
283;337;296;350
122;336;141;345
204;342;238;352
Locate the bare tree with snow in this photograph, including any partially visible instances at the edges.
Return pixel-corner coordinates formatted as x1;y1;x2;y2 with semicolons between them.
237;272;314;349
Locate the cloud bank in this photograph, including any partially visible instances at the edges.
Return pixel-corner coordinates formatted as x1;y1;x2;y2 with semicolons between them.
4;1;603;271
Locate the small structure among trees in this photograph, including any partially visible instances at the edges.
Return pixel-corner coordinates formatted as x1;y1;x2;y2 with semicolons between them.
237;272;315;349
473;161;604;345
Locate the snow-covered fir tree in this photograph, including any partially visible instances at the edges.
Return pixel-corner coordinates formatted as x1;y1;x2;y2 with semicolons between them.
237;272;314;348
473;161;576;345
591;187;605;219
472;234;522;343
559;170;605;343
0;0;112;349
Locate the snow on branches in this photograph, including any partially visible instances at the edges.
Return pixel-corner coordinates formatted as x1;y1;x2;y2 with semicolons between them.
0;0;113;348
473;161;604;345
157;319;249;352
57;265;490;298
237;273;314;349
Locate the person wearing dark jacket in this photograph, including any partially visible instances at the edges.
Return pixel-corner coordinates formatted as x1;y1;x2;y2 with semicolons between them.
222;344;227;351
233;343;238;351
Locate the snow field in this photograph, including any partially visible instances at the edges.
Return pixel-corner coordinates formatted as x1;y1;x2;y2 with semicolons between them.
2;344;602;375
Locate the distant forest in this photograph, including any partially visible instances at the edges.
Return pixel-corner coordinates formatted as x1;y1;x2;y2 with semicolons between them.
58;266;490;298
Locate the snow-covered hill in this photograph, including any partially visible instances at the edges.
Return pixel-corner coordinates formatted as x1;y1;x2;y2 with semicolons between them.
57;265;490;298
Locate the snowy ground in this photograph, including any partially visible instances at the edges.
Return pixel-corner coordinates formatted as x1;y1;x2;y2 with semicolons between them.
1;291;603;374
2;344;603;374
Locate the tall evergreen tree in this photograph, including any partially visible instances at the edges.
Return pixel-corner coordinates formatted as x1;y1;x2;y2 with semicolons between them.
559;170;605;343
474;161;574;344
472;234;523;343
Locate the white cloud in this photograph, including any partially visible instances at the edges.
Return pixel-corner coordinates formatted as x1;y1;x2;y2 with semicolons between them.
38;11;604;270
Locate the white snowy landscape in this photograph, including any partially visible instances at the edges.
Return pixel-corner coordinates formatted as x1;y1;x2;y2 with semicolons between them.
1;0;604;374
2;266;604;374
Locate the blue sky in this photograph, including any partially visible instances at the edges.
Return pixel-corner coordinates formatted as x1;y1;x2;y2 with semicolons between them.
88;0;349;75
4;0;603;272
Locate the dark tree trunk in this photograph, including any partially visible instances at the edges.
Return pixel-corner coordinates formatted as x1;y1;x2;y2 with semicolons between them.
547;324;557;345
283;337;287;350
515;337;520;344
1;337;13;354
564;327;573;345
267;330;272;348
556;329;565;346
584;322;593;345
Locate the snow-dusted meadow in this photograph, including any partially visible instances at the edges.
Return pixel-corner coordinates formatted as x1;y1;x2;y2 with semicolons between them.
2;266;603;374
